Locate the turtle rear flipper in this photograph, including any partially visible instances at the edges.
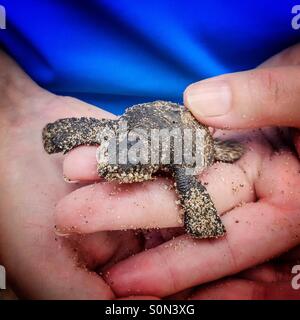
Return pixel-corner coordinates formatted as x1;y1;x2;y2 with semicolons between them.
214;139;244;163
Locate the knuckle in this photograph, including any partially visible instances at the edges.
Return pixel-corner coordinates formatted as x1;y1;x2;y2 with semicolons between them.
280;44;300;65
248;69;283;104
59;95;77;104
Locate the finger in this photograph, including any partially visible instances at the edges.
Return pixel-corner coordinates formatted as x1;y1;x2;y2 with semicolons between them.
190;278;300;300
279;244;300;261
63;146;100;182
69;230;144;271
55;142;260;234
191;279;259;300
184;65;300;129
259;43;300;68
56;97;117;182
52;95;115;120
55;178;182;234
254;149;300;210
240;263;293;283
104;201;300;297
66;231;121;270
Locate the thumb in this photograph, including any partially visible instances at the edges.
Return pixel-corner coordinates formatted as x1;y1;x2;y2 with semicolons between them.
184;66;300;129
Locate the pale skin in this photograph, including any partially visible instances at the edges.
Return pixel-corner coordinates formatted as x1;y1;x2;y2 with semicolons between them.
0;51;155;299
1;44;300;299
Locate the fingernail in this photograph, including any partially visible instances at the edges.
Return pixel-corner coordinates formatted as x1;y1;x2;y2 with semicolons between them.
184;80;232;117
63;175;79;184
54;226;71;237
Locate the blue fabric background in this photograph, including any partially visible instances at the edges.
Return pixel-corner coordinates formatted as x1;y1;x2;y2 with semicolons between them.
0;0;299;114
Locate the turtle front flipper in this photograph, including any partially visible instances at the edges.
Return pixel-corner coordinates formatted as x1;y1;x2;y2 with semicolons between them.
42;117;117;154
173;167;226;239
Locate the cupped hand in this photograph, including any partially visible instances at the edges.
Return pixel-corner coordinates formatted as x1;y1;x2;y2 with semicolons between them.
0;50;157;299
55;44;300;299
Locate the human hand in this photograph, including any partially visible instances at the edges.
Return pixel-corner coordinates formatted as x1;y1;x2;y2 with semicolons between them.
186;245;300;300
0;50;157;299
55;44;300;299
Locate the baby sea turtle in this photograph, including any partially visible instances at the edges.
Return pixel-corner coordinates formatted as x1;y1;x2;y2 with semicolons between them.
43;101;244;239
